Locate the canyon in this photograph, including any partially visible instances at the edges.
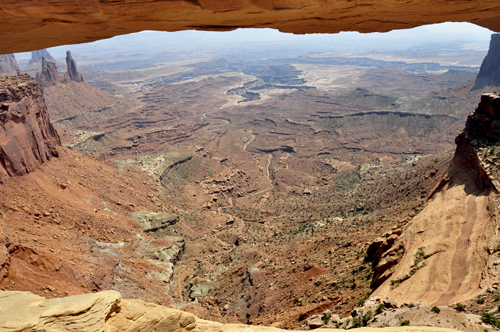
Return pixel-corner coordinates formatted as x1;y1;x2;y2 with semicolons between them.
1;3;500;330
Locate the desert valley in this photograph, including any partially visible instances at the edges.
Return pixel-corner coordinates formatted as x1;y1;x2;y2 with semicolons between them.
2;6;500;331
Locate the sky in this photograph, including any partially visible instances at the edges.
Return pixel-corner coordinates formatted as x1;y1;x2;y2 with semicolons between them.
15;22;494;63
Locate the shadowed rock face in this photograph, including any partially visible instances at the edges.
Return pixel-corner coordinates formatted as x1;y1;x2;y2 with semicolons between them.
476;34;500;87
35;57;62;87
0;55;21;76
65;51;83;83
0;75;60;183
0;0;500;54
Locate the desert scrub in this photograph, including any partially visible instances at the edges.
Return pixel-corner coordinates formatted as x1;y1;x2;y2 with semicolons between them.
455;303;466;312
414;247;425;266
482;312;500;328
431;306;441;314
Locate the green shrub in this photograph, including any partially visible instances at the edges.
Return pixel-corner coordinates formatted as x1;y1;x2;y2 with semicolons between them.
431;306;441;314
477;298;486;304
482;312;500;328
401;320;410;326
375;304;385;315
455;303;466;312
362;310;373;326
356;298;366;306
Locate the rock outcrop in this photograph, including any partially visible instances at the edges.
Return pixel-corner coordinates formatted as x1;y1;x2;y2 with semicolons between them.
372;93;500;305
0;290;465;332
0;75;61;183
475;34;500;88
23;49;61;76
1;0;500;54
132;211;180;233
0;290;121;331
65;50;83;83
0;54;21;76
35;57;63;87
35;51;84;88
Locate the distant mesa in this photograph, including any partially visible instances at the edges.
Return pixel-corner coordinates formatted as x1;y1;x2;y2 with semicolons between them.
475;33;500;88
22;48;63;76
29;49;56;64
35;51;84;87
0;54;21;75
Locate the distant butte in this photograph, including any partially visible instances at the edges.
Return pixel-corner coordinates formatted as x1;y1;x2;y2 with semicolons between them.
0;54;21;76
29;49;56;65
0;0;499;54
476;33;500;87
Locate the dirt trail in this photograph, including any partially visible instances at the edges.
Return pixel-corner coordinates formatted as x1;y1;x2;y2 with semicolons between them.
243;132;255;151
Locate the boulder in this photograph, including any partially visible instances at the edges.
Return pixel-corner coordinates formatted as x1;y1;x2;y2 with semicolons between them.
132;211;180;232
151;237;185;264
305;315;324;329
383;297;398;309
330;314;341;324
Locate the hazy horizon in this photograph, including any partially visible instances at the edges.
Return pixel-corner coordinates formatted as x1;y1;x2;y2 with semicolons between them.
14;22;494;65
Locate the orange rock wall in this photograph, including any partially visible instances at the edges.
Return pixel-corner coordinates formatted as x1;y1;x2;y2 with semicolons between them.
0;76;60;182
1;0;500;54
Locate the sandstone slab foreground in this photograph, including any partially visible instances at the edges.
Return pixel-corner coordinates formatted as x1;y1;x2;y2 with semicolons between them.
0;290;463;332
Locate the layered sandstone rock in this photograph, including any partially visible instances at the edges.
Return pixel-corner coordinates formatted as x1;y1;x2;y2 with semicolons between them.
0;290;121;331
1;0;500;54
23;49;61;76
0;290;463;332
35;51;84;88
372;93;500;305
0;75;60;183
65;50;83;83
476;34;500;87
35;57;63;87
0;55;21;76
34;51;116;122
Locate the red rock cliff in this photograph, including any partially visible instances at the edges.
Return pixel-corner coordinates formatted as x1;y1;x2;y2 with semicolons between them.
0;74;61;183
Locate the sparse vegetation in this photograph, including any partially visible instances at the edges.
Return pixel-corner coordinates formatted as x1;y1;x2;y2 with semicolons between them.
456;303;467;312
482;312;500;328
431;306;441;314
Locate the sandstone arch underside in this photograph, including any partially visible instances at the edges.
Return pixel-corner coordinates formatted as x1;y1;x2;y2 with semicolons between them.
1;0;500;54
